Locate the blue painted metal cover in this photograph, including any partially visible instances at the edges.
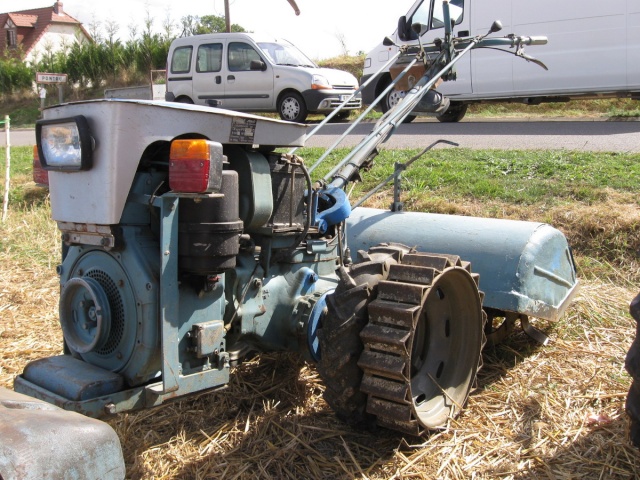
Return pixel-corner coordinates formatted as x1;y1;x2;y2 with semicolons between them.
346;207;579;321
0;387;125;480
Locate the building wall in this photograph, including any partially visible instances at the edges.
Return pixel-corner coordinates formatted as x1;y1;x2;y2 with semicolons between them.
26;23;87;64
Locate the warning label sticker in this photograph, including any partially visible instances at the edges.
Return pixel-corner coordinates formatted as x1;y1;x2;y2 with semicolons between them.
230;117;257;143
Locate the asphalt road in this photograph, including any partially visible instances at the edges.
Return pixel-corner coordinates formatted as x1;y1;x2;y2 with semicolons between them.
3;118;639;152
304;118;640;152
0;128;35;148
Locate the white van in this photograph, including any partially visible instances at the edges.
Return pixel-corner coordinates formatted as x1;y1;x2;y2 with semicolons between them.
362;0;640;122
166;33;362;123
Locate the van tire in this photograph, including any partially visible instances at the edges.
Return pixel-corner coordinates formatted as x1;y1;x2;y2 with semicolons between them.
278;92;308;123
176;96;194;104
381;82;415;124
436;103;468;123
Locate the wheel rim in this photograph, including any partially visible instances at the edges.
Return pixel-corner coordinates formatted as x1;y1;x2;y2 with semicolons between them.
409;268;484;428
281;97;300;120
386;89;406;110
358;253;484;434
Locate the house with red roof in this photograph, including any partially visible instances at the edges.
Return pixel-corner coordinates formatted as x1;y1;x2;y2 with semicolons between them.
0;2;92;64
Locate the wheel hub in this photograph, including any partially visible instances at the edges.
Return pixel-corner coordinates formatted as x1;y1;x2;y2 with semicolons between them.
281;98;300;120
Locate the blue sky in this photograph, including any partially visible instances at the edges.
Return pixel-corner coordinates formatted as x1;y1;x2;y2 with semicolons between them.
1;0;414;59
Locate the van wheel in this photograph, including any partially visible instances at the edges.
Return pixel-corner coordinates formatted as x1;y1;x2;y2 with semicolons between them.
278;92;308;123
382;86;415;124
436;103;468;123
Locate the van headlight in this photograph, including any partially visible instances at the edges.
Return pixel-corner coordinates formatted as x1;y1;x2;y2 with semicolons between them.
36;116;94;171
311;74;331;90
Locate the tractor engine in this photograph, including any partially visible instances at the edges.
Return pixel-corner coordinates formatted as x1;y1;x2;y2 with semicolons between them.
16;102;340;416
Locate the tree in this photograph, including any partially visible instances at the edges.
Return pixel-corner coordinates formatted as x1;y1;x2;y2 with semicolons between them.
179;14;246;37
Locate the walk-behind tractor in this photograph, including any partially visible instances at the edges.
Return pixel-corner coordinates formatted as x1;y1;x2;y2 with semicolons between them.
3;2;578;478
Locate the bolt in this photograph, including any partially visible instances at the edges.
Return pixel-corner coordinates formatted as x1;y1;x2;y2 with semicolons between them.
116;352;123;360
164;250;170;256
100;238;110;247
253;278;262;289
104;403;117;415
146;283;153;291
88;306;97;320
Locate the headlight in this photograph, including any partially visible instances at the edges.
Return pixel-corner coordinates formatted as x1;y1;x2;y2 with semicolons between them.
311;74;331;90
36;116;93;171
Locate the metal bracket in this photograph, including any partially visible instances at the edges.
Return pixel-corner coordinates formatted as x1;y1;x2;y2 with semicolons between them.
353;139;459;210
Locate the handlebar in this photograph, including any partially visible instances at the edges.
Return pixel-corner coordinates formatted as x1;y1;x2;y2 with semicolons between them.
465;34;548;49
524;36;548;46
411;34;548;55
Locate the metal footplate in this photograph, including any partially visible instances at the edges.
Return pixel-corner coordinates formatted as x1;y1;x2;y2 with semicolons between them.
357;253;485;435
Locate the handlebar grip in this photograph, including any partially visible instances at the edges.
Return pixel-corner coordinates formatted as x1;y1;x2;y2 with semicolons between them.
525;36;548;45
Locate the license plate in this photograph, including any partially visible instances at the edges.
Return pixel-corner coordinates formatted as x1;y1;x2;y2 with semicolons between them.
340;94;351;102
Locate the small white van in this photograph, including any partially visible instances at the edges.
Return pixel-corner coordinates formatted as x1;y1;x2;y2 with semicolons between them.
362;0;640;122
166;33;362;123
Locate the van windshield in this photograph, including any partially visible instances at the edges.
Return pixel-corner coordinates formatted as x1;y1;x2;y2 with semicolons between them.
257;42;317;68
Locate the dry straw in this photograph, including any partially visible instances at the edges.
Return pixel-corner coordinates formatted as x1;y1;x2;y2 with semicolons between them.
1;192;639;479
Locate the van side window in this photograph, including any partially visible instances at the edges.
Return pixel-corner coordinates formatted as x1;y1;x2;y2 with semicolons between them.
431;0;464;29
228;42;263;71
197;43;223;73
411;0;431;29
171;46;193;74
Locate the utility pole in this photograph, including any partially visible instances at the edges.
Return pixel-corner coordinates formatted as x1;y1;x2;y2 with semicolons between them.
224;0;231;32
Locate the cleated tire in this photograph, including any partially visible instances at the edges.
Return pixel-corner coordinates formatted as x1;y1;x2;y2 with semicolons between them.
317;243;412;427
317;243;485;434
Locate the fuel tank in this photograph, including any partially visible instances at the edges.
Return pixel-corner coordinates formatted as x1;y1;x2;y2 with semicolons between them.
346;207;578;321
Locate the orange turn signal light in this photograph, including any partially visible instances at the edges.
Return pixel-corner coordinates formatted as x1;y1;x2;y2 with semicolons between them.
169;139;223;193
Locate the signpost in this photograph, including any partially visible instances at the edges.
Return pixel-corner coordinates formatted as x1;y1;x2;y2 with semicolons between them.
36;72;68;106
1;115;9;222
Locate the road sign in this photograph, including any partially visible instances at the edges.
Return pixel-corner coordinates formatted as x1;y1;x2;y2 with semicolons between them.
36;73;68;84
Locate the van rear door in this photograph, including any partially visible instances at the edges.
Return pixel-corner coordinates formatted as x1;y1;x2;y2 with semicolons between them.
192;40;226;107
167;44;195;102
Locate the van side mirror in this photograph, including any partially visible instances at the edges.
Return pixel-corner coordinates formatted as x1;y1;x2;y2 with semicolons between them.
411;23;429;36
250;60;267;71
397;16;410;41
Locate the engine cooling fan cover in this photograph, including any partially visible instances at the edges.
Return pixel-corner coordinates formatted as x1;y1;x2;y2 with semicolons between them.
60;249;149;376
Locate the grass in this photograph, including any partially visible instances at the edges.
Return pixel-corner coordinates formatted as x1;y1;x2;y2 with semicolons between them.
1;144;640;478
